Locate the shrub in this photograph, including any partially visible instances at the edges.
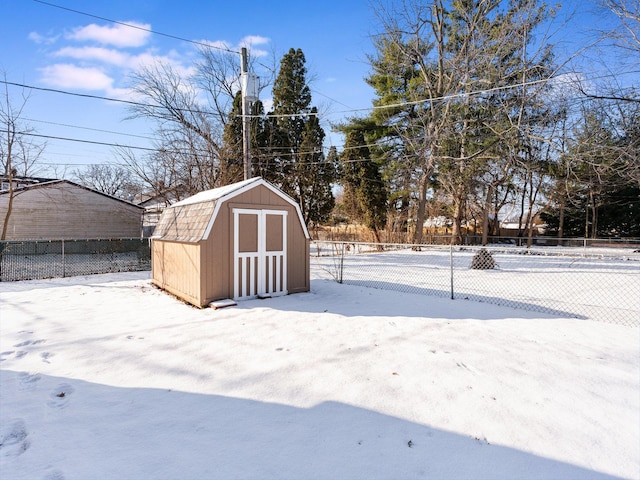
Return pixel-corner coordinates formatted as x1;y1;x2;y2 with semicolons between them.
471;248;496;270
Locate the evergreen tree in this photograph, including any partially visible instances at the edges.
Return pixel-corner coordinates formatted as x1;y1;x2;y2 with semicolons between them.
221;91;267;184
267;48;335;226
339;126;388;242
542;100;640;238
362;0;558;244
219;91;246;185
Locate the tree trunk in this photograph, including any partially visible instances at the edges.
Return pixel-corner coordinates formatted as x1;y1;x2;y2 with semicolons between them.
412;174;429;245
1;134;14;241
451;199;464;245
591;195;598;238
481;185;493;246
1;184;14;241
584;197;590;239
557;195;565;242
526;210;535;248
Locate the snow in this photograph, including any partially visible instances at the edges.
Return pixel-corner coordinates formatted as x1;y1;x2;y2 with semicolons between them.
1;267;639;480
311;244;640;326
170;177;261;207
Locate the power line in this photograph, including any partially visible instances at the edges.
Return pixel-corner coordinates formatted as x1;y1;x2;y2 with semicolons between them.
23;117;156;142
5;66;637;124
33;0;239;55
4;71;638;162
17;130;341;161
20;131;158;152
0;80;215;116
1;80;320;119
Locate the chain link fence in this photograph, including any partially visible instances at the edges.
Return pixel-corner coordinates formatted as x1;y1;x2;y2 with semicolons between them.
311;241;640;327
0;239;151;282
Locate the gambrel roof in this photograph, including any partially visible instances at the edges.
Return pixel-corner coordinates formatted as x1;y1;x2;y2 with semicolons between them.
152;177;310;243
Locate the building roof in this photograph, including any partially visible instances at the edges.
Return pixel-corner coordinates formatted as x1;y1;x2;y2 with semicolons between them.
0;179;144;210
170;177;261;207
153;177;310;243
152;201;217;243
0;175;57;188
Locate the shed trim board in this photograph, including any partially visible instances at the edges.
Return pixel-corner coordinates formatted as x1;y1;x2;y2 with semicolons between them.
198;177;309;241
233;208;288;300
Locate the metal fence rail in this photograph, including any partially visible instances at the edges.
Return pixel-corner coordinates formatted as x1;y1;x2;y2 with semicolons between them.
0;239;151;282
311;241;640;327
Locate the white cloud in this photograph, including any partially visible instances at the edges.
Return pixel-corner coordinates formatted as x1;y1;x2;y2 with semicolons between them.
198;40;232;51
67;22;151;48
54;46;129;67
28;31;59;45
39;64;113;91
196;35;271;58
239;35;270;47
128;52;197;79
239;36;270;58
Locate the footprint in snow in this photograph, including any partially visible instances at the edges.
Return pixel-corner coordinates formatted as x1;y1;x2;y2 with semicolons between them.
0;419;30;457
456;362;479;374
42;470;65;480
18;372;42;391
0;350;29;361
48;384;74;409
0;351;15;362
13;339;46;348
40;352;54;363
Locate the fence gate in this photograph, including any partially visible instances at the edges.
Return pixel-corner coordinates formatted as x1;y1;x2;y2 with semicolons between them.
233;208;288;300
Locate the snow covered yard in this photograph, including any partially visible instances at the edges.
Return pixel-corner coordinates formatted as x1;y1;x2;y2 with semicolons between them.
1;271;638;480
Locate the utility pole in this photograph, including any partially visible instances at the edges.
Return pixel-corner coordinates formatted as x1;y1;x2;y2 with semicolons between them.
240;47;258;180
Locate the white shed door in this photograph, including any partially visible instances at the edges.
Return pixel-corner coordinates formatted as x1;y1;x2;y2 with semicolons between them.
233;208;288;300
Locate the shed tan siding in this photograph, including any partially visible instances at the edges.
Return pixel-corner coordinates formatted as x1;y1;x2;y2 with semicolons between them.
152;240;203;306
151;179;310;307
0;182;142;240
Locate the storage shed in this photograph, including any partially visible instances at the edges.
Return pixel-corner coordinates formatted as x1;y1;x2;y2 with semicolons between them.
151;177;310;307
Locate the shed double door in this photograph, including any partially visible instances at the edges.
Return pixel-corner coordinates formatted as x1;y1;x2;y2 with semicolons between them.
233;208;288;300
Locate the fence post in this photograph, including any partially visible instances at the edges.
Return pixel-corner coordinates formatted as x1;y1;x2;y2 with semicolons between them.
338;242;345;284
61;239;66;278
450;244;454;300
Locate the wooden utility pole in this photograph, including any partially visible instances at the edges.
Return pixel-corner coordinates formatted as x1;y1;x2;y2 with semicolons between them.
240;48;258;180
240;48;251;180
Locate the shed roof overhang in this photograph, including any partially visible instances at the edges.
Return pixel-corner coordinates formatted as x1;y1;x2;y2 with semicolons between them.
152;177;310;242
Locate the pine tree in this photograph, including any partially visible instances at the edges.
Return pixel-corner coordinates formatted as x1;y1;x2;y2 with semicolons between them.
267;48;335;226
339;127;388;242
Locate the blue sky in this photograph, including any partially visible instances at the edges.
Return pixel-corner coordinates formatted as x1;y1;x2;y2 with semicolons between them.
0;0;630;177
1;0;378;174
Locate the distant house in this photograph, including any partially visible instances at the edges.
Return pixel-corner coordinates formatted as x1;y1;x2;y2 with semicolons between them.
0;179;143;240
0;175;57;191
134;192;176;238
500;212;547;236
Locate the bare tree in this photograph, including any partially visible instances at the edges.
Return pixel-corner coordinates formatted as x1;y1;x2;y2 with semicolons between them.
127;46;276;197
1;76;46;240
602;0;640;52
73;163;141;201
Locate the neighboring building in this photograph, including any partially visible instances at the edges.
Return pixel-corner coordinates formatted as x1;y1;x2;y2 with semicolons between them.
134;192;175;238
500;212;547;236
0;175;57;191
0;179;143;240
152;177;310;307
